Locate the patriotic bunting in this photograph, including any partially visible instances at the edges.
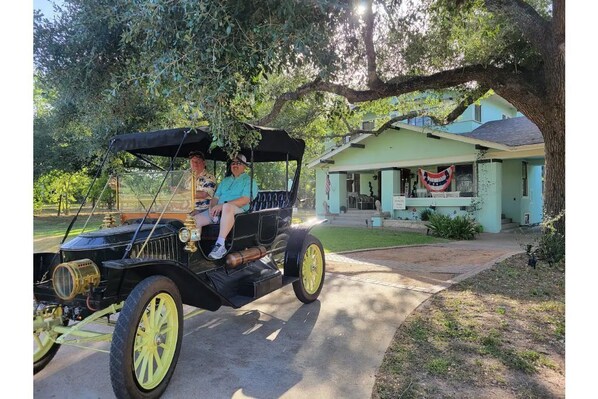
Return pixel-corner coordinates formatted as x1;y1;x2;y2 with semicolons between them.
419;165;455;192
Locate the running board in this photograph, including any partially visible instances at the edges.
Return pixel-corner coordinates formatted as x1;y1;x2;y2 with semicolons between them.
239;269;282;298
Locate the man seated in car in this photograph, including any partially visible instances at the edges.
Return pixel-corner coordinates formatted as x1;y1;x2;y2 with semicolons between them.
195;154;259;260
184;151;217;223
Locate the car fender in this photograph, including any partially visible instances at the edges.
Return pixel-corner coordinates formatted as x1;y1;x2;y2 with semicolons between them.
283;218;327;277
103;259;225;311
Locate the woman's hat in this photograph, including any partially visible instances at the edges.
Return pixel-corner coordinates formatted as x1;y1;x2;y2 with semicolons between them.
188;150;205;159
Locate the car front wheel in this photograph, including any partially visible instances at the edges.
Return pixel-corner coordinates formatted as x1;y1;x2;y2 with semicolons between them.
34;303;66;374
110;275;183;399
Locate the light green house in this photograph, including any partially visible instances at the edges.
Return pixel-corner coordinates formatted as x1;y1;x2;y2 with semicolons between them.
308;95;545;233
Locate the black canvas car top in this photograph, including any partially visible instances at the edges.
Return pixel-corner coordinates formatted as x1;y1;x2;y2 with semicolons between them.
110;124;305;162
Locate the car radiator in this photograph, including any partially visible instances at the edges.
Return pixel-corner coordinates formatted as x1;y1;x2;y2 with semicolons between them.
130;235;180;261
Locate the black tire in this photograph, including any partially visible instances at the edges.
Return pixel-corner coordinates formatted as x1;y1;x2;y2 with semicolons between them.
110;276;183;399
34;337;61;375
292;234;326;304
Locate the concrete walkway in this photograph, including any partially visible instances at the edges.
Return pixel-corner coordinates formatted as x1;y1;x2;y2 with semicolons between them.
34;232;530;399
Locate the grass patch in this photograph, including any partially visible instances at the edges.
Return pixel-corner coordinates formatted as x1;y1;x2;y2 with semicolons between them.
426;358;451;375
34;215;106;239
311;225;445;253
373;253;565;399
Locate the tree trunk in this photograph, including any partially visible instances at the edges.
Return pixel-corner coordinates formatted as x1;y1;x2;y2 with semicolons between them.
57;195;62;217
492;39;565;236
539;120;565;235
540;26;566;236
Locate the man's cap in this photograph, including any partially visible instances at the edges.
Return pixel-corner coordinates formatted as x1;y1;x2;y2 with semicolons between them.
188;150;205;159
234;154;247;164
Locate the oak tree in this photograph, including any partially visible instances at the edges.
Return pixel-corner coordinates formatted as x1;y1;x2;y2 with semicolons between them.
34;0;564;232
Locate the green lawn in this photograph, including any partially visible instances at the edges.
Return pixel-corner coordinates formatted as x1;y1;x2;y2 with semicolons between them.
34;214;106;239
311;225;446;253
34;215;445;254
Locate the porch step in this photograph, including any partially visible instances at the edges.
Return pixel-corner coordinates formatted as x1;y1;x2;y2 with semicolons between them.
334;213;378;220
501;222;520;231
501;217;513;224
327;218;373;227
328;210;379;227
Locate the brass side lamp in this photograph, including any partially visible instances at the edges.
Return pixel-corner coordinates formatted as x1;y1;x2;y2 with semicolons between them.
179;214;200;253
102;213;116;228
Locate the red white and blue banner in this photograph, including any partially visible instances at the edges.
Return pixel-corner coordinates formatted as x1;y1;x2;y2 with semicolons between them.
419;165;455;192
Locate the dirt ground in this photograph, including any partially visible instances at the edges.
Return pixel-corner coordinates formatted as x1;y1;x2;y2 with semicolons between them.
326;245;513;293
372;253;565;399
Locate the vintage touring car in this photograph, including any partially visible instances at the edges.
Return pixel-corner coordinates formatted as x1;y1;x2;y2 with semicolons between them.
33;125;326;398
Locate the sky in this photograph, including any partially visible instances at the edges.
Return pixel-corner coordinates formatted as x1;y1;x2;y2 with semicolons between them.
34;0;64;19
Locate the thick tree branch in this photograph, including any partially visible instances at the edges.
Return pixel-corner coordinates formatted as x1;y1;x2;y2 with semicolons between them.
484;0;551;54
332;86;491;140
257;65;528;125
443;85;491;123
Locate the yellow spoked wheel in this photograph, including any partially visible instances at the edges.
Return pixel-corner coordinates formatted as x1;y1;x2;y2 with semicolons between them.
110;276;183;399
293;235;326;303
133;293;179;389
33;304;66;374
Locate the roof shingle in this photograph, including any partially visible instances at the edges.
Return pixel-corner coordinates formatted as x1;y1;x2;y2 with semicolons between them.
461;117;543;147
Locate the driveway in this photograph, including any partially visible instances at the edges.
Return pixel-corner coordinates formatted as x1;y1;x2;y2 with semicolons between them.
34;233;525;399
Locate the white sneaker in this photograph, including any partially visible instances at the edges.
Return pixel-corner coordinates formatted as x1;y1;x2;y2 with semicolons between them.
208;243;227;260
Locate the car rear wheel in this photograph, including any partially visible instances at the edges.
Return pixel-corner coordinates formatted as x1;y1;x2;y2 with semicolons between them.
110;276;183;399
292;235;325;304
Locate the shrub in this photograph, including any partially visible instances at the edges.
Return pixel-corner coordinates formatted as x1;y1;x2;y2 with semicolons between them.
537;231;565;266
426;213;480;240
420;208;434;221
539;212;565;266
525;211;565;267
426;213;452;237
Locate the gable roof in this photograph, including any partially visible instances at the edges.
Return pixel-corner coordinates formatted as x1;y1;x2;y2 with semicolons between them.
308;117;545;168
461;117;544;147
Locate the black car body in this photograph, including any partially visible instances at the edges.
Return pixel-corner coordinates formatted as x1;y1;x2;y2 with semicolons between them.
34;125;326;399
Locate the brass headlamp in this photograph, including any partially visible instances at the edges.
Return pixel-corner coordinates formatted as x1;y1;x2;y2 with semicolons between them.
52;259;101;301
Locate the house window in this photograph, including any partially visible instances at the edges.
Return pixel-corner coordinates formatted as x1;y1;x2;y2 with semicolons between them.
474;105;482;122
541;165;545;194
400;169;411;195
362;121;375;131
522;161;529;197
346;173;360;194
406;116;433;127
436;165;453;192
455;164;474;196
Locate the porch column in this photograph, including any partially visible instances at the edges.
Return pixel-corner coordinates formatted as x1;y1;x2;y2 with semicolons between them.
476;160;502;233
528;162;544;224
328;172;347;213
381;168;401;215
315;168;327;216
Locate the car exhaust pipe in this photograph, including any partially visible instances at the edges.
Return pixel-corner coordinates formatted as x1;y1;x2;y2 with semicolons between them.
225;246;268;268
